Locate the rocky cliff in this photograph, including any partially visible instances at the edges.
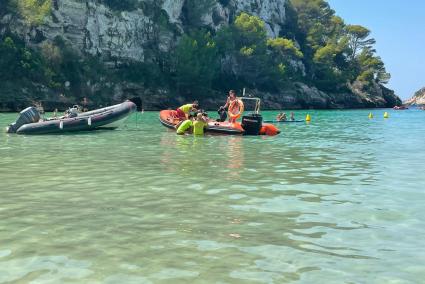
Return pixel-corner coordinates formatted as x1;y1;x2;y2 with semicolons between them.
404;87;425;106
3;0;285;64
0;0;401;111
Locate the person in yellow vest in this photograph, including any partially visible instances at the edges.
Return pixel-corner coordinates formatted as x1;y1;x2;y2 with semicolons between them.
176;119;193;135
176;112;208;135
193;112;208;136
175;101;199;121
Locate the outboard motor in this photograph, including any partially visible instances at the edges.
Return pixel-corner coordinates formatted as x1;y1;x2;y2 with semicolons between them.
241;113;263;135
6;107;40;133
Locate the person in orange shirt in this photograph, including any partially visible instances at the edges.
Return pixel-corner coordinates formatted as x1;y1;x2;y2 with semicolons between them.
222;90;244;123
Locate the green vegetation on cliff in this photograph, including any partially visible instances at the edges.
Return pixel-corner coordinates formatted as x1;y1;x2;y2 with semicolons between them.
289;0;390;90
0;0;397;110
173;0;390;99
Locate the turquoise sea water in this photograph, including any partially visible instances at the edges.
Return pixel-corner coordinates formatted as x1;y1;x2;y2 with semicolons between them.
0;109;424;283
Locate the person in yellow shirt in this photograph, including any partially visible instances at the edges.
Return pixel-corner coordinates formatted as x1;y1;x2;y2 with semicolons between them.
175;101;199;121
176;119;193;135
193;113;208;136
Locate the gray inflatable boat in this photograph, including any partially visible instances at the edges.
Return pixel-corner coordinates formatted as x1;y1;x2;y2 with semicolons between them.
6;101;136;135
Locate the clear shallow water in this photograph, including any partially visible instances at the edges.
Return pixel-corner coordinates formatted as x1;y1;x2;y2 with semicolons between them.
0;109;424;283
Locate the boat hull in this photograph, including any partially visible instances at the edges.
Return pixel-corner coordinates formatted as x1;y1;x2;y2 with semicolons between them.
159;110;280;136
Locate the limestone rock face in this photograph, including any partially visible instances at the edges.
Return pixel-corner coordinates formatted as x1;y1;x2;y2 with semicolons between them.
6;1;158;61
0;0;401;110
198;0;286;37
162;0;186;24
3;0;287;62
233;0;286;37
405;87;425;105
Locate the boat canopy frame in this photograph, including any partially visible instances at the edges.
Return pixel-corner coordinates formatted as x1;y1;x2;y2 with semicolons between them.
238;88;261;114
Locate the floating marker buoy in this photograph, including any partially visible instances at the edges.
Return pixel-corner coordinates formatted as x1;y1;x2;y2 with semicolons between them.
306;114;311;122
368;113;374;119
384;112;389;119
59;120;63;129
88;116;92;126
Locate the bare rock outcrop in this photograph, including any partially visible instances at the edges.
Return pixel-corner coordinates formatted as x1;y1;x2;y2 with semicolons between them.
405;87;425;105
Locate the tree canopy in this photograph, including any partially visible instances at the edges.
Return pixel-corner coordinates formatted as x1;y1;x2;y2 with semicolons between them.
289;0;389;90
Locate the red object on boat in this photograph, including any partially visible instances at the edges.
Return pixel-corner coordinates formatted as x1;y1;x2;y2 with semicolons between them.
159;110;280;136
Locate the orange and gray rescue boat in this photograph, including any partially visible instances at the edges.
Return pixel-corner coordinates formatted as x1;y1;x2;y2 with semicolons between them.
159;96;280;136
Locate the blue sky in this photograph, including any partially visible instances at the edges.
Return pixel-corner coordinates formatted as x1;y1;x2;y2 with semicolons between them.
327;0;425;100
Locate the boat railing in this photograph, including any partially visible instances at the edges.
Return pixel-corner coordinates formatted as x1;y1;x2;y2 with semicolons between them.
239;88;261;114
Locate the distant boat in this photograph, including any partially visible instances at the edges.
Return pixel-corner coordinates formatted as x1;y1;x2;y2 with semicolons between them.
6;101;136;135
393;106;408;110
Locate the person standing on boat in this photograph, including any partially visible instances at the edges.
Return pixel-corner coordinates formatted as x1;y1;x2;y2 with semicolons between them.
222;90;244;123
175;101;199;121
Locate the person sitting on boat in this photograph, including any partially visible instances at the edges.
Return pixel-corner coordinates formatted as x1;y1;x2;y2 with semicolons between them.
53;108;58;118
222;90;244;123
193;112;208;136
277;112;287;122
290;112;295;121
175;101;199;121
276;113;282;121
